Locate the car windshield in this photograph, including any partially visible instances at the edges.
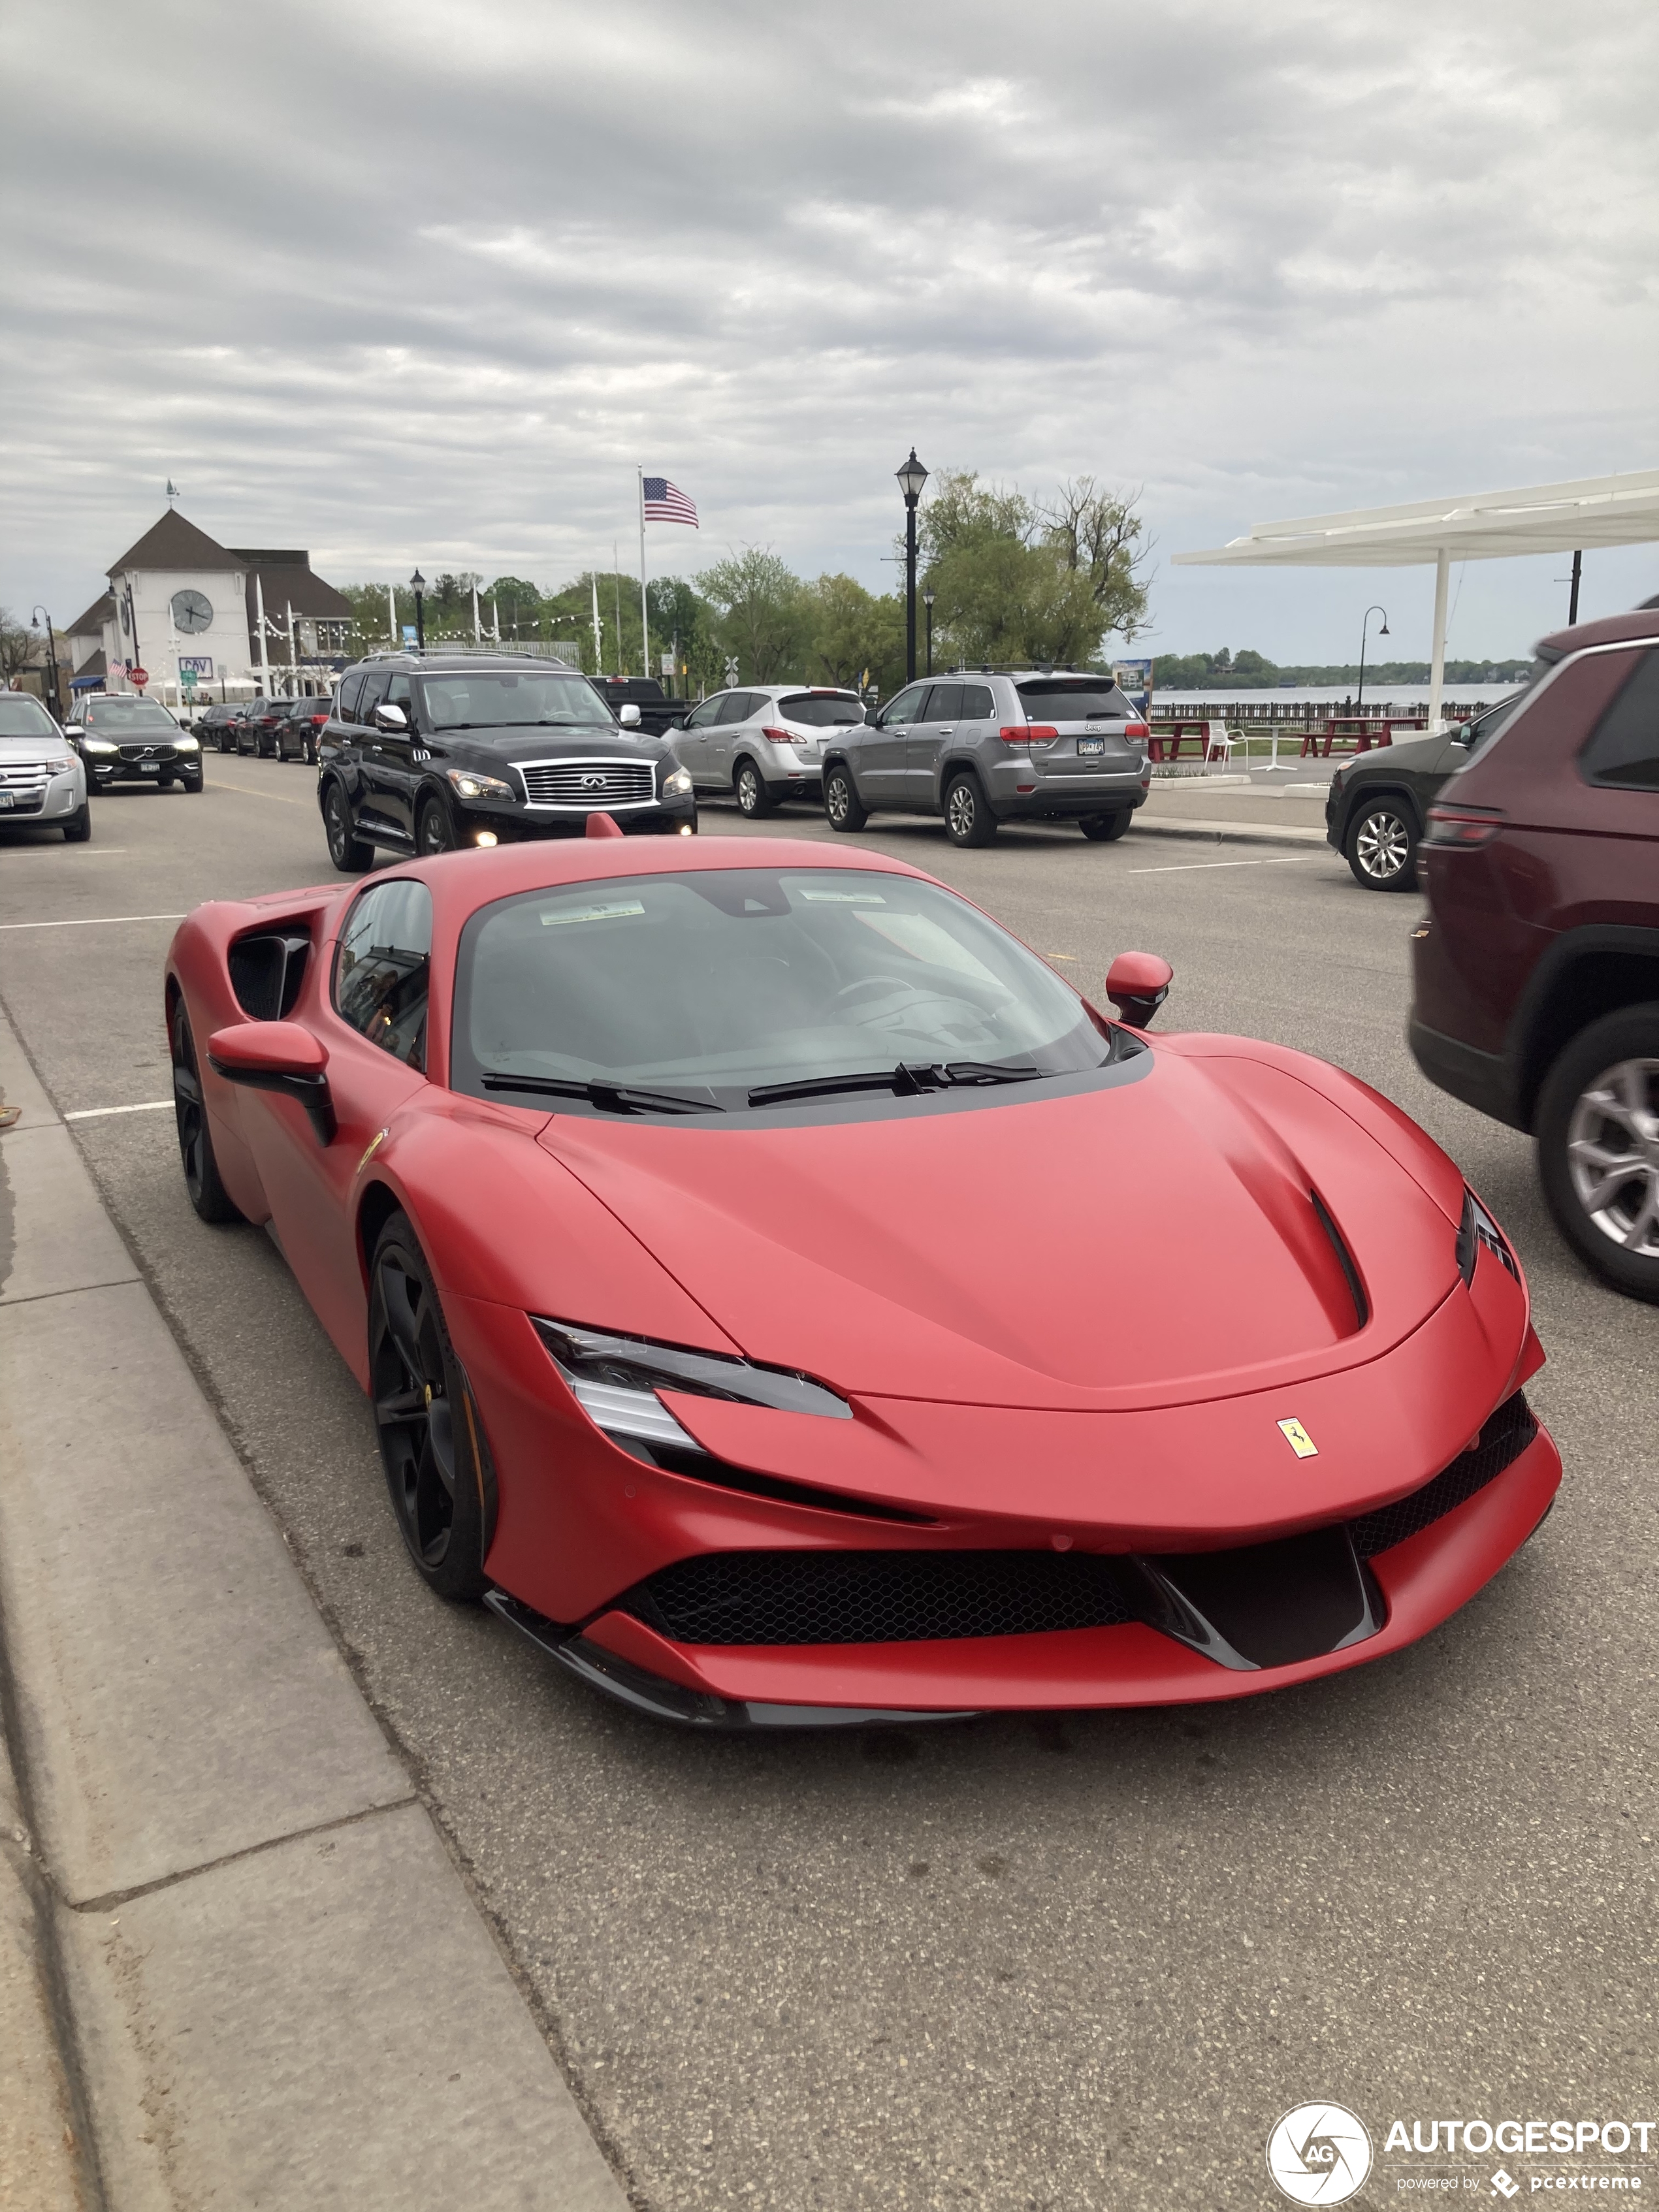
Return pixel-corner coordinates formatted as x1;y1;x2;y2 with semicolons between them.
82;697;178;729
418;672;613;731
454;868;1108;1112
0;696;57;739
776;692;866;728
1015;681;1135;720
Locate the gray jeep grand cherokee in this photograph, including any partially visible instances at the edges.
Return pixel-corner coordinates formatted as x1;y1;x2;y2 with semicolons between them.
821;669;1150;846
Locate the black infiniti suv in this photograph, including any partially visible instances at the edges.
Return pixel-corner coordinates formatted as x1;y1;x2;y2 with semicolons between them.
316;650;697;869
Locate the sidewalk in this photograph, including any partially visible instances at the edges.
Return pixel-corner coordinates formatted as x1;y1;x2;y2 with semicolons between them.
1134;773;1332;848
0;1011;626;2209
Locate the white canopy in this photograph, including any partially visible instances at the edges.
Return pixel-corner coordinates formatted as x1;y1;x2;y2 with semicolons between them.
1172;466;1659;725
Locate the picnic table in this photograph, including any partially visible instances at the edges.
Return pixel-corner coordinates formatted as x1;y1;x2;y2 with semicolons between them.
1146;720;1230;763
1299;717;1426;758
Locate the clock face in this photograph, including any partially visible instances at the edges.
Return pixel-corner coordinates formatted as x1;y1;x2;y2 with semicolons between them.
171;588;213;634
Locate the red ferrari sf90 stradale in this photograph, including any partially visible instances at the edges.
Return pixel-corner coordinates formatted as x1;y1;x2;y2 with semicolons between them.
164;826;1559;1726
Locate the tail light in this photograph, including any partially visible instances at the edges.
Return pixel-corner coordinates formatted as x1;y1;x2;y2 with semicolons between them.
760;726;797;745
1428;807;1504;848
1125;721;1150;741
999;724;1059;744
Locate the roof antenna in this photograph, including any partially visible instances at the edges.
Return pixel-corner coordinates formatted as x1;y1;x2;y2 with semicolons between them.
165;479;179;506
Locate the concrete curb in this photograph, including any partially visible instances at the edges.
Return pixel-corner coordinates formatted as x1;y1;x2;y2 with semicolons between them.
0;1011;628;2211
1133;814;1329;848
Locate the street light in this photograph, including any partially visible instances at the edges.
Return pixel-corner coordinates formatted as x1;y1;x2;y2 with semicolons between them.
1357;603;1389;712
29;606;60;720
410;570;427;652
895;448;929;683
922;586;935;679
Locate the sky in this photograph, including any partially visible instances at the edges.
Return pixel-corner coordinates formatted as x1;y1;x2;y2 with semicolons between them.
3;0;1656;662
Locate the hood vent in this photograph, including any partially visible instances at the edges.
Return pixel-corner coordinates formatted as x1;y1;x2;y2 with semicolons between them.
1311;1188;1369;1330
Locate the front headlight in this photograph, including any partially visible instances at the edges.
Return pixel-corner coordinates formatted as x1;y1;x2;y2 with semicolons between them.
83;737;119;756
174;733;200;751
661;766;694;799
532;1318;850;1451
445;767;517;801
43;754;74;775
1457;1189;1518;1285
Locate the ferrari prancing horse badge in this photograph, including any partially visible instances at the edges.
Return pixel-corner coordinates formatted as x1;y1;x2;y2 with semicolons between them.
1278;1418;1319;1458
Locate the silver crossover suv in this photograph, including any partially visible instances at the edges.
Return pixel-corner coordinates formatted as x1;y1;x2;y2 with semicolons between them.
0;692;90;841
822;669;1150;846
675;684;867;815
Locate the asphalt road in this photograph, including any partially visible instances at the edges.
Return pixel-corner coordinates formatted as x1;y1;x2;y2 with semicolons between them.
1;761;1652;2211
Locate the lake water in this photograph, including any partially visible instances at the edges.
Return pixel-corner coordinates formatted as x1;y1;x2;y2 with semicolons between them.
1149;683;1521;713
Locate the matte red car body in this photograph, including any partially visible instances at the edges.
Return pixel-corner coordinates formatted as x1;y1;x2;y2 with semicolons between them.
165;835;1559;1715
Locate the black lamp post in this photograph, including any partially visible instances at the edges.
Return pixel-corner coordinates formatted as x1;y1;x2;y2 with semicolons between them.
410;570;427;652
895;448;929;683
922;587;935;677
30;607;60;720
1357;603;1389;712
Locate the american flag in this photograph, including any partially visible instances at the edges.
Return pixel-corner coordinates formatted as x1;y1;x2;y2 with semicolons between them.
643;477;699;526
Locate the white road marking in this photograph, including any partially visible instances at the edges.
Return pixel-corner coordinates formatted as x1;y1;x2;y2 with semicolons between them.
209;778;313;806
1129;856;1312;876
64;1100;174;1121
0;912;187;931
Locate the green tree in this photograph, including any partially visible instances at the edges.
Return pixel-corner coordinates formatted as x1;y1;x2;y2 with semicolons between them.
1039;478;1152;643
801;573;904;694
917;472;1103;667
696;549;808;682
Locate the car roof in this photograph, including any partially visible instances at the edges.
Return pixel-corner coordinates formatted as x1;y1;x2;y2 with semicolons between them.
1536;605;1659;659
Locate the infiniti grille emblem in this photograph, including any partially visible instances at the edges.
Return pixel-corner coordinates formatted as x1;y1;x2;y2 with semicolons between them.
582;773;605;790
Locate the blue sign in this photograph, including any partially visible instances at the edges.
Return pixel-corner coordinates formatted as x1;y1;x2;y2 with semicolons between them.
179;654;214;677
1114;659;1153;715
402;625;418;647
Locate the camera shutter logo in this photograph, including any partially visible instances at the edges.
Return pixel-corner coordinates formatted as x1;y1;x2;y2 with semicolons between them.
1266;2104;1373;2205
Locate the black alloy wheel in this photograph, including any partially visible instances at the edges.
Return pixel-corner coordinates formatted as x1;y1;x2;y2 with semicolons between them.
1078;811;1130;842
170;1001;244;1224
824;764;867;832
1537;1005;1659;1303
368;1213;489;1599
417;795;457;854
734;759;776;816
323;779;375;871
1345;798;1418;891
944;771;997;848
62;803;91;843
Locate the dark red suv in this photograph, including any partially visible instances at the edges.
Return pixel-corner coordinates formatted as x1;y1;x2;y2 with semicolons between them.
1409;603;1659;1299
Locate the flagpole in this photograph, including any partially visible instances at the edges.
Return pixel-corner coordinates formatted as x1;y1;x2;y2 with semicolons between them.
637;466;649;686
590;571;602;669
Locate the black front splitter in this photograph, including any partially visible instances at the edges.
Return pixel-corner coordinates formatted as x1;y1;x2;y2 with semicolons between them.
483;1590;977;1731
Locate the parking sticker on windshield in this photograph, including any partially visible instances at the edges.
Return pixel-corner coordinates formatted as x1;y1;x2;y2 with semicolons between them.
539;900;647;927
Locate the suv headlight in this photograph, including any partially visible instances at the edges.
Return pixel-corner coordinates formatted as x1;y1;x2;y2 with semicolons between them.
44;753;74;775
445;767;517;801
83;737;119;755
174;733;201;751
1457;1189;1518;1284
661;765;693;798
532;1319;850;1450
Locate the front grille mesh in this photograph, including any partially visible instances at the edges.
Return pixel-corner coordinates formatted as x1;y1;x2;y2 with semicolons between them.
624;1549;1133;1646
1349;1392;1538;1558
0;764;48;812
117;743;176;761
521;759;654;807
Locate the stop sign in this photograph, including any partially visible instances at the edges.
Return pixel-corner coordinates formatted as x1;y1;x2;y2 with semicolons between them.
129;667;149;688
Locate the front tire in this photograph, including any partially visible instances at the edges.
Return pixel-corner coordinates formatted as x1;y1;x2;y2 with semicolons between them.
62;802;91;842
944;771;997;848
323;778;375;871
824;764;868;832
368;1213;490;1600
1537;1006;1659;1302
417;795;457;854
1345;799;1417;891
1078;811;1130;842
170;1001;244;1225
734;758;776;817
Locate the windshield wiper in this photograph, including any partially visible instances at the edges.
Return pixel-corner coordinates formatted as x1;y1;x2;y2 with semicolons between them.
479;1070;723;1115
748;1061;1042;1108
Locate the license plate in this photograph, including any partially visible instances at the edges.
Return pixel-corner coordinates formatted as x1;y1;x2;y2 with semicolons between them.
1078;736;1104;756
0;792;12;809
139;761;161;773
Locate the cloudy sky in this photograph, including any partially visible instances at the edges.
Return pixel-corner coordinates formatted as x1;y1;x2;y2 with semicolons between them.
3;0;1655;660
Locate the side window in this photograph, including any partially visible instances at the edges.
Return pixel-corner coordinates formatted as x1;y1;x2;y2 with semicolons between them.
386;673;413;720
959;684;995;721
357;673;391;726
922;682;965;721
685;697;722;729
716;693;754;724
336;675;363;723
333;878;433;1070
880;684;927;729
1581;650;1659;790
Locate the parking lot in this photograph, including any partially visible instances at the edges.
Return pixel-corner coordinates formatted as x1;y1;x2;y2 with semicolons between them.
1;760;1652;2209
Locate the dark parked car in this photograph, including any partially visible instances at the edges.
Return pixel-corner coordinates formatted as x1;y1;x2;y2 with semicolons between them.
316;650;696;867
1409;604;1659;1298
240;699;289;757
1325;696;1519;890
273;696;330;764
65;693;204;793
195;701;245;752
